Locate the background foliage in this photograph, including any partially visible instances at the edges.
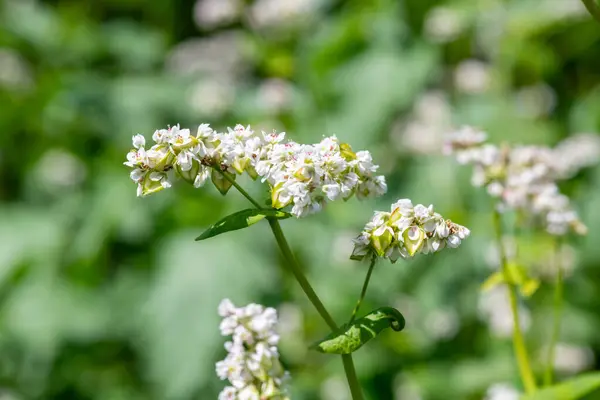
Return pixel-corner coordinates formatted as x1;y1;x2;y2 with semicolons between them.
1;0;600;399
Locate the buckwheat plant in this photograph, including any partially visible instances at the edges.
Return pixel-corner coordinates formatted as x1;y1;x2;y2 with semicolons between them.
124;123;469;399
446;127;600;399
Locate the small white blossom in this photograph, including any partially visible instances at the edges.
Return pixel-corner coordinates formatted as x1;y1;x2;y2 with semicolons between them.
216;299;290;400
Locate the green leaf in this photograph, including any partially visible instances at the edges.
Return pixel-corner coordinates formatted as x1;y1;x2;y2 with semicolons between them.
481;271;505;292
481;265;539;297
521;372;600;400
311;307;405;355
195;209;291;241
505;262;527;286
520;278;540;298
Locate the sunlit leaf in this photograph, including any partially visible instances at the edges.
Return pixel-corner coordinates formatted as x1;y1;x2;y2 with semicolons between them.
311;307;405;355
481;271;505;292
521;372;600;400
520;278;540;298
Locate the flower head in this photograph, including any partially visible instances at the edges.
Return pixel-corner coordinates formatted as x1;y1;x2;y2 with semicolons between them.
351;199;470;262
216;299;290;400
125;123;387;217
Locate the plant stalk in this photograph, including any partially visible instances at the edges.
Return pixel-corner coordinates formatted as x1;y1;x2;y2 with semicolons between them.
349;255;377;324
582;0;600;24
493;210;537;394
222;174;364;400
543;237;564;386
267;218;338;331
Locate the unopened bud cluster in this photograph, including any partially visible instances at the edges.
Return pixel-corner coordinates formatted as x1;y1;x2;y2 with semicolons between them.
444;127;591;236
216;299;290;400
124;124;386;217
351;199;470;262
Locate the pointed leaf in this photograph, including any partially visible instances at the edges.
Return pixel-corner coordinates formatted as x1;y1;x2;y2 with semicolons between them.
521;372;600;400
506;262;528;286
195;209;292;241
311;307;405;355
481;271;505;292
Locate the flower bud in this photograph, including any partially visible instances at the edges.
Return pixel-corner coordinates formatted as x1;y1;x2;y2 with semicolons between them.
211;169;234;195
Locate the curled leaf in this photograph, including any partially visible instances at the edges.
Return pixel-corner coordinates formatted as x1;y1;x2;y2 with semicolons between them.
196;209;291;241
311;307;405;355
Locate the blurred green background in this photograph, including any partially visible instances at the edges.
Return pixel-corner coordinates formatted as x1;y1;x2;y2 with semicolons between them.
2;0;600;399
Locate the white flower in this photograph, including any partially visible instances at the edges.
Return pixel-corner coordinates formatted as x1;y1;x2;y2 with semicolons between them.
443;126;487;156
216;299;290;400
152;128;172;144
168;125;194;149
124;148;147;168
176;151;195;171
132;134;146;149
218;386;237;400
351;199;470;261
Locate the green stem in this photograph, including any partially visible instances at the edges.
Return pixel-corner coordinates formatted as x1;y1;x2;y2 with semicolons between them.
543;237;564;386
493;210;537;394
342;354;364;400
267;218;338;331
222;177;364;400
349;255;376;324
268;218;364;400
582;0;600;24
215;169;263;209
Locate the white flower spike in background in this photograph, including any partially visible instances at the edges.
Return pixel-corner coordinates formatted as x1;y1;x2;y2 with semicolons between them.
444;127;589;236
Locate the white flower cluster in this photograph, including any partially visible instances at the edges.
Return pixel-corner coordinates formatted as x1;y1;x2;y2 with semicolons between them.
216;299;290;400
351;199;470;262
552;133;600;179
256;134;387;217
444;127;590;236
124;124;386;217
